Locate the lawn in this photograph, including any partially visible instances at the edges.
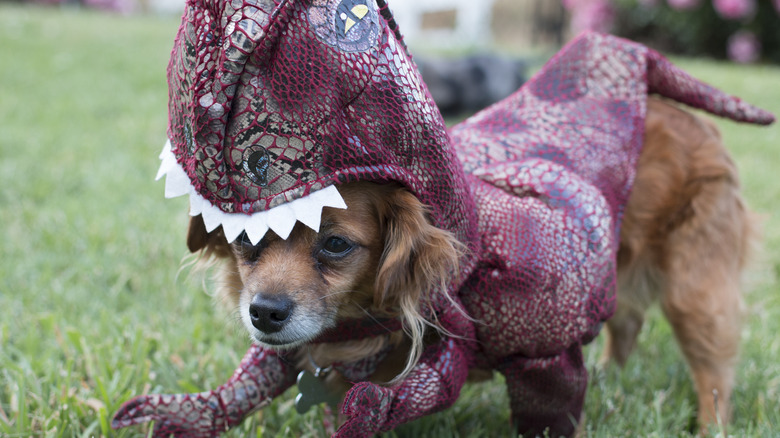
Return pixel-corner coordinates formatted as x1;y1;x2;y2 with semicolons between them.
0;5;778;437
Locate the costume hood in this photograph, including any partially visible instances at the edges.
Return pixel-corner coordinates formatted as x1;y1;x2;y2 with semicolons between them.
158;0;477;246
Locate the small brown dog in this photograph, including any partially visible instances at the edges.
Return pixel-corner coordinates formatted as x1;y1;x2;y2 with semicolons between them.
188;97;752;431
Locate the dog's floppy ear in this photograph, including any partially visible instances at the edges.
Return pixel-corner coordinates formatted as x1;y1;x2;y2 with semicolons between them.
186;215;231;257
373;186;463;381
374;187;461;316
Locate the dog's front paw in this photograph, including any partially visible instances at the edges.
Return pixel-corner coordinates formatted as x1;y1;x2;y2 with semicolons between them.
335;382;394;437
112;392;225;438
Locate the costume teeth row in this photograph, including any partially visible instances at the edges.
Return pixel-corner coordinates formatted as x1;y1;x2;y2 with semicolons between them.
156;140;347;245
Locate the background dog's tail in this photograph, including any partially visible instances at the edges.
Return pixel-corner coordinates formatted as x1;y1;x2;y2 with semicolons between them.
647;49;775;125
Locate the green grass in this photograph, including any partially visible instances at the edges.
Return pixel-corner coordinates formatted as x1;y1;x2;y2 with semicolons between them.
1;5;778;437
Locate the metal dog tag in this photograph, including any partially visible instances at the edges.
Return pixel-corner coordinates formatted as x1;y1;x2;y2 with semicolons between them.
294;370;342;414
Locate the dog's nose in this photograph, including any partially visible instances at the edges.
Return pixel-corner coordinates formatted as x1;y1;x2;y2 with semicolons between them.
248;294;294;334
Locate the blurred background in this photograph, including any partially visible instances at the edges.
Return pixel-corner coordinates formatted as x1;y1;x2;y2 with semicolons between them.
10;0;779;114
11;0;779;61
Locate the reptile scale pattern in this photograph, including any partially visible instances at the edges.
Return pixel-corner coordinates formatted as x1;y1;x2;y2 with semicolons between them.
112;0;774;436
112;344;296;435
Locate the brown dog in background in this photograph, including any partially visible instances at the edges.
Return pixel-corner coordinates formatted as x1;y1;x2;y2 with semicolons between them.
188;97;753;431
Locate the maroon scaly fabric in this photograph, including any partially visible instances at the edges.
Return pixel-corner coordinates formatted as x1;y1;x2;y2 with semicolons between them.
112;344;296;435
113;0;773;436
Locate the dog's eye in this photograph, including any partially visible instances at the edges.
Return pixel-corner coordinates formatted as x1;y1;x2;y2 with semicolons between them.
234;231;263;262
320;236;353;257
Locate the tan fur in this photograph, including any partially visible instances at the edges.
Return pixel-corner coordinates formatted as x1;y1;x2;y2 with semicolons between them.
188;97;753;432
605;98;753;430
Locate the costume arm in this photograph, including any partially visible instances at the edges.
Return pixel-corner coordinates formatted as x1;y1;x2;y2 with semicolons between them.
112;344;297;437
334;336;470;437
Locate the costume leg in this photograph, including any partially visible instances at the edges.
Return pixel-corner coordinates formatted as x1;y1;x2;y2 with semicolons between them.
498;344;587;438
112;344;297;437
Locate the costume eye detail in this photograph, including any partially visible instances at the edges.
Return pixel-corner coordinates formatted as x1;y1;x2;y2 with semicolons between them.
321;236;354;257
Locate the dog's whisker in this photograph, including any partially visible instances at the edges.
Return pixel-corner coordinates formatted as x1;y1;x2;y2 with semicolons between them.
316;290;350;301
356;304;385;324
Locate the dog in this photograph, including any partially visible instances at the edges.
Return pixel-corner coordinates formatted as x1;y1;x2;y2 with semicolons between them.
184;96;753;433
110;2;774;433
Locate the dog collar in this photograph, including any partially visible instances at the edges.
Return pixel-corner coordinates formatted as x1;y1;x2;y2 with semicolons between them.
294;343;394;414
295;324;398;414
311;317;403;344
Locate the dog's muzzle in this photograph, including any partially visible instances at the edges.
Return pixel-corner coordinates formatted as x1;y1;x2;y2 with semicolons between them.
248;294;295;334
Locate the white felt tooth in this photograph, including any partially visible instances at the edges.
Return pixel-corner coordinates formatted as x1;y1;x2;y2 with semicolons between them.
317;185;347;209
155;162;168;181
201;202;223;233
164;165;192;199
159;139;172;158
155;157;171;181
188;192;205;216
155;141;175;180
291;200;323;231
221;213;249;244
267;203;297;240
245;213;269;245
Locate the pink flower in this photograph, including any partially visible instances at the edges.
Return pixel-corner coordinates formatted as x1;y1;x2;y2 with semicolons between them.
713;0;756;20
727;31;761;63
666;0;702;10
774;0;780;14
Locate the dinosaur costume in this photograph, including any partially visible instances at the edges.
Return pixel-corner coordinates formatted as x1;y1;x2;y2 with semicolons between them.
111;0;774;436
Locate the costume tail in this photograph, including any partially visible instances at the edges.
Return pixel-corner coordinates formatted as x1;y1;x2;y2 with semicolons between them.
646;49;775;125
